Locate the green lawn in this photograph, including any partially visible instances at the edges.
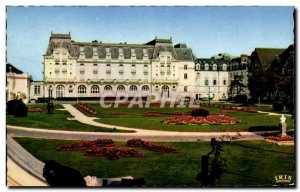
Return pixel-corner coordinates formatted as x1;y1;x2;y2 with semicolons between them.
84;104;295;132
6;107;132;132
15;137;295;187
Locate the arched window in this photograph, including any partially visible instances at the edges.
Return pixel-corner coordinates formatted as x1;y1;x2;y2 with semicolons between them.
162;85;169;97
91;85;99;96
104;85;112;91
117;85;125;91
223;64;227;71
130;85;138;91
56;85;65;97
162;85;169;92
196;64;201;71
205;64;209;71
142;85;149;91
213;64;217;71
78;85;86;97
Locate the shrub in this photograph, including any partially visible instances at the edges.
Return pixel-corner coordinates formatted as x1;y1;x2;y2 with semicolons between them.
190;108;209;117
6;99;23;115
14;102;28;117
233;94;247;103
272;101;284;112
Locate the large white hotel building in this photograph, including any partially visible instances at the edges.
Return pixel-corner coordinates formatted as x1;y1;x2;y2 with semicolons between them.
25;33;248;103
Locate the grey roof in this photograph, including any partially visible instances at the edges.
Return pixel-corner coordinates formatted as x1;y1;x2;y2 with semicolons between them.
45;34;193;61
6;64;23;74
195;58;230;65
174;48;193;61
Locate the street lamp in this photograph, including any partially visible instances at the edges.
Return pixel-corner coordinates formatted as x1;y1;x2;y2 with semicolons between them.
207;86;211;106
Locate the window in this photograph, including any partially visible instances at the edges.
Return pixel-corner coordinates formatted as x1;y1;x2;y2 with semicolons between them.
106;64;111;67
91;85;100;96
93;70;98;74
223;80;226;85
55;63;59;65
205;64;209;71
34;85;41;95
94;63;97;66
196;64;201;71
161;85;169;93
80;71;85;74
223;64;227;71
119;64;123;67
132;64;136;67
63;63;66;65
205;80;209;86
213;80;217;85
173;66;175;71
104;85;112;91
184;65;187;70
142;85;149;91
161;64;164;68
184;73;188;79
167;56;171;64
80;63;84;66
184;86;188;92
144;65;148;67
78;85;86;97
56;85;65;97
213;64;217;71
130;85;138;91
69;90;73;93
117;85;125;91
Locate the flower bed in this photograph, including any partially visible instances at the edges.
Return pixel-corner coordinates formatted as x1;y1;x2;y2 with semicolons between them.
265;136;294;141
210;110;237;115
85;146;144;160
28;108;44;112
200;103;258;113
76;102;98;116
56;139;114;151
161;115;241;125
142;113;161;117
127;139;177;153
141;111;183;116
57;139;176;160
111;112;133;115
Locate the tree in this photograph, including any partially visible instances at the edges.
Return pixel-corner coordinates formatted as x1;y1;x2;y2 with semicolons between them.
229;75;246;98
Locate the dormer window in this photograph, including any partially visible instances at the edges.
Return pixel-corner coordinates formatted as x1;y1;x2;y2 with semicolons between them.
205;64;209;71
213;64;217;71
223;64;227;71
196;64;201;71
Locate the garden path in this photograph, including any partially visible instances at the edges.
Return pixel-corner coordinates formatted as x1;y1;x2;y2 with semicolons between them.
7;104;264;142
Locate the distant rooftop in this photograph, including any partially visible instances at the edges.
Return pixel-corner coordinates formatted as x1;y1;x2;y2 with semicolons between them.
6;63;23;74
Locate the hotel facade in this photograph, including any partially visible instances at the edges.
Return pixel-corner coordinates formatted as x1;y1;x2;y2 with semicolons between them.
28;33;249;102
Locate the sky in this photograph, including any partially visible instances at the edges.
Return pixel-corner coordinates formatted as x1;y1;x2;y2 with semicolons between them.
6;6;294;80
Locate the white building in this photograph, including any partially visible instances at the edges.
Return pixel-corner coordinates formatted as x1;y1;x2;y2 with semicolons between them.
194;59;230;100
39;33;196;101
26;33;251;103
6;64;32;103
